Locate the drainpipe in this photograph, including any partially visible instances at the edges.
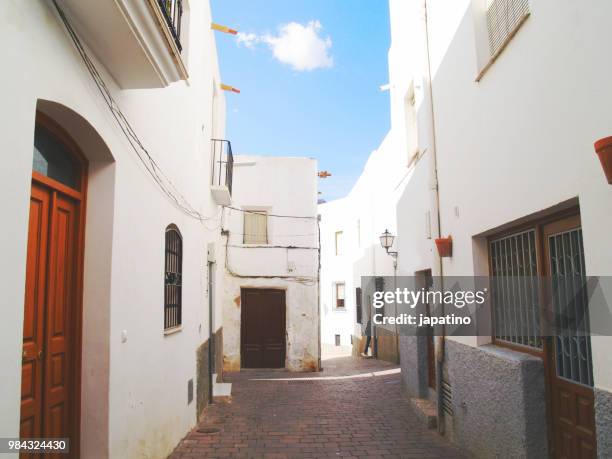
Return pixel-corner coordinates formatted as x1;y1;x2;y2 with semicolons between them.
208;261;214;405
423;0;446;435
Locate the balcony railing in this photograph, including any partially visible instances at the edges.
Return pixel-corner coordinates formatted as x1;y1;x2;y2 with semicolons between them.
157;0;183;51
210;139;234;205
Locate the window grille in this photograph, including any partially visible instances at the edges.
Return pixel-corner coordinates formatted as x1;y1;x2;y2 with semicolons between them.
490;229;541;349
164;225;183;329
549;228;593;387
486;0;530;56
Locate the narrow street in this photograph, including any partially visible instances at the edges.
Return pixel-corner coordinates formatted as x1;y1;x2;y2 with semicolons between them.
169;357;466;458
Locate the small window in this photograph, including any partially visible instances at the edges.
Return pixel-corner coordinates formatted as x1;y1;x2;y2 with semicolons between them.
355;287;363;324
33;123;80;190
335;231;343;256
244;211;268;244
335;334;341;347
164;225;183;330
335;283;345;308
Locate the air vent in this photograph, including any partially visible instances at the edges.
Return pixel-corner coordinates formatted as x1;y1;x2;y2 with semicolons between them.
441;379;453;416
187;378;194;404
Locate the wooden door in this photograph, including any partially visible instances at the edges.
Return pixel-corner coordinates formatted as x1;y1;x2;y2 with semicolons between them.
241;289;286;368
21;114;86;456
543;216;597;458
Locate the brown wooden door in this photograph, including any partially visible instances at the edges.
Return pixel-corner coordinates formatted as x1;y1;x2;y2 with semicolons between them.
21;181;81;447
241;289;286;368
542;216;597;458
21;114;87;457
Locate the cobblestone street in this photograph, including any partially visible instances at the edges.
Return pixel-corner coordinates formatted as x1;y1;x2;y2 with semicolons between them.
169;357;466;458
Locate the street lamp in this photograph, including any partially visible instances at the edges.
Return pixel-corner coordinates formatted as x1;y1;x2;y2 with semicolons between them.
379;229;397;258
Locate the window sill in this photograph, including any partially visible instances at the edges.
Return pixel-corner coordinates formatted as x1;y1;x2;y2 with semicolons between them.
333;308;348;312
164;325;183;336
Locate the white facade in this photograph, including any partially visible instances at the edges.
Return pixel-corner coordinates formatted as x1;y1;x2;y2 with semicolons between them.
388;0;612;456
221;156;320;372
0;1;227;458
319;132;406;356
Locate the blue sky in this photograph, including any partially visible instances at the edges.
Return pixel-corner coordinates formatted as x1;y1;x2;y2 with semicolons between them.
210;1;391;201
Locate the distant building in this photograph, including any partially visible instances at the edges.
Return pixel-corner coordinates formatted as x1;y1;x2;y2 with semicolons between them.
221;156;320;372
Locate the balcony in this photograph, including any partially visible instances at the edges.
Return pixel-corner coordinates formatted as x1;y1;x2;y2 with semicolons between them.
57;0;188;89
210;139;234;206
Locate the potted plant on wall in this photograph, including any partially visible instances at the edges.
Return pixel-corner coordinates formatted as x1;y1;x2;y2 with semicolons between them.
594;136;612;184
435;236;452;258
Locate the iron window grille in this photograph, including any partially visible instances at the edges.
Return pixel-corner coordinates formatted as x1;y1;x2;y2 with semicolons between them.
157;0;183;52
211;139;234;195
489;229;541;349
164;225;183;329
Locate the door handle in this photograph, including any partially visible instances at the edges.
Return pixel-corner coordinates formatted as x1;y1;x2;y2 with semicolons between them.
37;350;44;360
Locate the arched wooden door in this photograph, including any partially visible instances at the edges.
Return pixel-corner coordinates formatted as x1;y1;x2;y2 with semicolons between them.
20;113;87;456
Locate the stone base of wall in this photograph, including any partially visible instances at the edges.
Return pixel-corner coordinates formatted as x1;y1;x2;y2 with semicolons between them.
596;387;612;458
399;335;429;399
446;341;548;459
196;338;210;421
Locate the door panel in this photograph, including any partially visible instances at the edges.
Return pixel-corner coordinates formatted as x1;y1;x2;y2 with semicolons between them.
543;217;597;458
20;181;81;456
241;289;286;368
20;184;50;438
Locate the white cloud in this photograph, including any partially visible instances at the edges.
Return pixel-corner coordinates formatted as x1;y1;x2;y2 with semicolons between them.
236;21;333;72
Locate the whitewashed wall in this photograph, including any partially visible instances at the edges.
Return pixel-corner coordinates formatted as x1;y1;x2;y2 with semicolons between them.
390;0;612;390
0;1;226;457
221;156;320;371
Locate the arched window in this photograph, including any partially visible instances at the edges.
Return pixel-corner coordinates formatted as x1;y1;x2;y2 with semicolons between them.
164;225;182;330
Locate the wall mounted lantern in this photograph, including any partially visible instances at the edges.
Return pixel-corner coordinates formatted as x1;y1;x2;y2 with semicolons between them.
380;229;398;259
594;136;612;184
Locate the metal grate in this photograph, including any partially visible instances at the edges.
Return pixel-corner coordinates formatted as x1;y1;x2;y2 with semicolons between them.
486;0;530;56
441;379;453;416
164;226;183;329
157;0;183;51
490;230;542;349
549;228;593;387
211;139;234;195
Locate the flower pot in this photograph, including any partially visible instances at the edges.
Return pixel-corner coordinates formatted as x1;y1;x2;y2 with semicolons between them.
435;236;452;258
594;136;612;184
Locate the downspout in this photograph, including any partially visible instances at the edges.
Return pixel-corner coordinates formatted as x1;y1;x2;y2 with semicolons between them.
208;260;214;405
423;0;446;435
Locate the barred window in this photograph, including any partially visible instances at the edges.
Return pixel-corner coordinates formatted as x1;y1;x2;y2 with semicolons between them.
164;225;182;330
355;287;363;324
335;283;345;308
243;211;268;244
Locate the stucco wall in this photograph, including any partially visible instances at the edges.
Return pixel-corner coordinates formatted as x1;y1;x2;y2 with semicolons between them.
0;1;226;457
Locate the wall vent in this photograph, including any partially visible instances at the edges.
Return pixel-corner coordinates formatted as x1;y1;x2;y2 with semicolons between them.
187;378;194;404
441;379;453;416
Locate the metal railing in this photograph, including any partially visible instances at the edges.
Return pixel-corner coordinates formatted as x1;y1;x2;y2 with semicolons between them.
157;0;183;51
211;139;234;195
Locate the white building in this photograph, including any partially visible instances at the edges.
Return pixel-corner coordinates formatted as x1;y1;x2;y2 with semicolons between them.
387;0;612;457
319;132;405;362
221;156;320;372
0;1;230;457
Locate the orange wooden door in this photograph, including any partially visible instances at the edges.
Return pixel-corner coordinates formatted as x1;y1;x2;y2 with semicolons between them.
21;180;81;452
20;183;50;437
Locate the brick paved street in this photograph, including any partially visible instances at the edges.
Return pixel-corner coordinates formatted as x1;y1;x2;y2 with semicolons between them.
169;357;467;458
